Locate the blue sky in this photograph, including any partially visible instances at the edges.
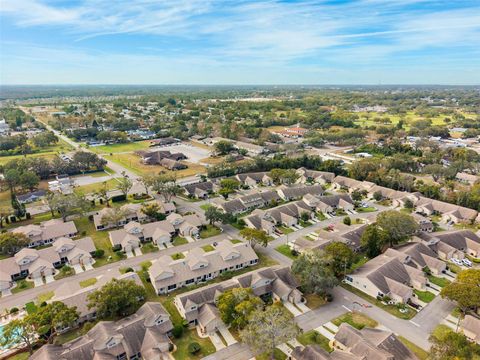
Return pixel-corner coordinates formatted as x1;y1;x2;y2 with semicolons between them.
1;0;479;85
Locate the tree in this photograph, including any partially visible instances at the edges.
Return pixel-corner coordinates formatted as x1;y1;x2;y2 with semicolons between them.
239;228;269;249
50;193;91;221
214;140;235;155
322;242;354;277
219;178;240;199
19;171;40;191
32;131;58;148
441;269;480;318
87;278;146;319
217;288;262;329
150;173;182;202
376;210;418;247
95;181;110;207
0;318;36;354
139;174;154;196
101;208;128;229
429;330;480;360
28;301;79;343
141;202;166;221
4;168;20;192
117;174;132;197
360;224;387;258
11;193;26;218
0;232;30;255
205;206;225;225
351;189;364;202
403;198;414;210
240;304;299;359
372;191;383;201
292;250;338;296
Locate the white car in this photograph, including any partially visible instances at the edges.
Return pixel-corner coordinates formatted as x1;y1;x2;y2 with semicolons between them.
450;258;463;266
462;258;472;267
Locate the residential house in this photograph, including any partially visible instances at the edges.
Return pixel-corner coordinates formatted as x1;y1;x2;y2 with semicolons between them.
48;175;74;195
331;323;418;360
456;172;479;185
50;271;142;326
345;248;428;304
277;184;325;201
30;302;173;360
419;230;480;260
244;209;277;235
184;181;214;199
302;193;354;214
235;172;273;187
295;168;335;185
174;266;302;332
0;236;96;293
93;200;175;230
332;176;375;193
17;190;46;204
109;220;175;252
11;219;78;248
149;240;258;294
166;213;204;237
218;190;280;215
265;201;314;227
462;315;480;344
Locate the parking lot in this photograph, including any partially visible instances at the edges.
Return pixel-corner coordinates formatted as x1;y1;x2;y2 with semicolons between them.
157;142;212;163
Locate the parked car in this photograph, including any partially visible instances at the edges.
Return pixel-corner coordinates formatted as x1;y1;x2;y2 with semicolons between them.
462;258;472;267
450;258;463;266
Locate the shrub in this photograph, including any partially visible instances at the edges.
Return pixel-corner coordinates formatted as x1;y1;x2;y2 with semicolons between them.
111;194;127;203
124;267;134;273
188;342;201;354
26;213;31;219
172;325;184;338
325;293;333;302
343;216;351;226
9;307;19;314
291;249;299;256
94;249;105;258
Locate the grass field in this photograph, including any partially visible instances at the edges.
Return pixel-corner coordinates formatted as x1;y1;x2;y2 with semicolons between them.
89;140;151;154
79;278;98;288
199;225;221;238
172;329;216;360
297;330;332;353
0;138;74;166
105;153;206;177
353;111;455;130
74;178;119;195
73;217;116;266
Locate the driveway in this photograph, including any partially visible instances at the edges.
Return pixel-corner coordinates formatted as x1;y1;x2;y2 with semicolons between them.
217;324;237;346
33;277;44;287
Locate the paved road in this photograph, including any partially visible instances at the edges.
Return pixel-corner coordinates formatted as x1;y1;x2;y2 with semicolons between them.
0;232;228;312
202;343;252;360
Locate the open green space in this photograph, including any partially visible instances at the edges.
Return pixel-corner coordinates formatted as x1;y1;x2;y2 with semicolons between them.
332;312;378;330
89;140;151;154
36;291;54;303
428;275;451;287
275;244;298;260
12;279;34;294
201;244;215;252
74;178;119;196
79;278;98;288
199;225;221;238
172;329;216;360
173;236;188;246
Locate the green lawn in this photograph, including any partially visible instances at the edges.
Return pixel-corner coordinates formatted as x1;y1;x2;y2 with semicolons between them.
332;312;378;330
74;178;118;196
199;225;221;238
316;212;327;221
230;239;242;244
398;336;429;360
275;244;298;260
171;253;185;260
36;291;54;303
303;293;327;309
256;349;288;360
12;279;34;294
341;283;416;319
141;242;159;254
89;140;151;154
297;330;332;353
173;236;188;246
356;206;377;213
172;329;216;360
428;275;451;287
0;138;74;166
74;217;116;266
278;226;294;234
79;278;98;288
5;352;29;360
201;244;215;252
199;204;212;211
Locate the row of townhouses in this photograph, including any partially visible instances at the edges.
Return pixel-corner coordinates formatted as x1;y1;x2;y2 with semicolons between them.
174;266;302;334
31;302;173;360
149;240;259;294
345;230;480;304
11;219;78;248
0;236;96;294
